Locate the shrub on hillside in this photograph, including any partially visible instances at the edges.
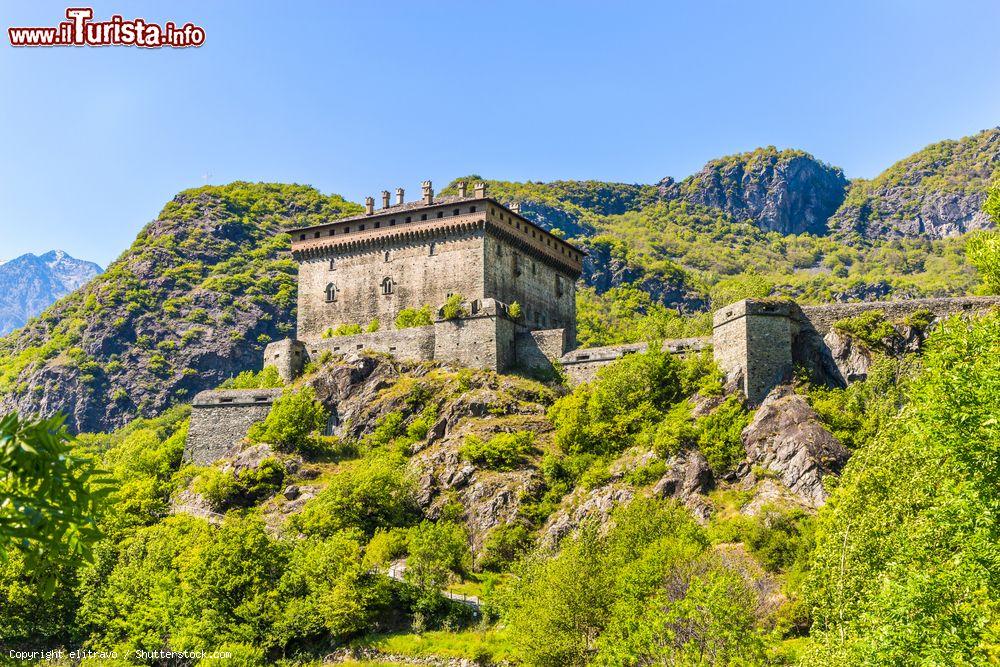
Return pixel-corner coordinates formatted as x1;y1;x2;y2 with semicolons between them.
459;431;534;470
222;366;283;389
247;387;328;454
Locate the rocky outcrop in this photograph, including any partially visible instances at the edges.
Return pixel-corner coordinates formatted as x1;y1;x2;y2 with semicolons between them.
665;147;849;235
0;250;102;336
651;450;715;522
741;386;848;508
829;128;1000;240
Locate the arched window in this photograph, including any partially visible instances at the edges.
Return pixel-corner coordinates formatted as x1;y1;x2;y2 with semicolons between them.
329;257;336;271
381;277;393;295
325;283;337;302
429;242;436;256
384;250;390;262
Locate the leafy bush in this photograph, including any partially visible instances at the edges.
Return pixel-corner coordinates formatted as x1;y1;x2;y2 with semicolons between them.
549;347;685;456
292;453;417;538
695;396;751;473
247;387;328;454
441;294;467;320
395;306;434;329
221;366;283;389
805;312;1000;663
508;301;522;319
645;400;698;457
965;229;1000;294
323;323;363;337
405;521;471;591
479;523;533;572
624;458;668;486
0;412;108;575
459;431;534;470
194;457;285;509
366;318;381;333
832;310;898;349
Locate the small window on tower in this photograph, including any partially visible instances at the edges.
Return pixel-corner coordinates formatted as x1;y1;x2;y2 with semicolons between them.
437;211;443;218
329;258;336;271
325;283;337;302
381;277;393;295
314;232;320;238
429;242;436;256
453;208;460;216
384;250;390;262
555;276;564;298
405;216;411;223
470;206;477;213
421;214;427;221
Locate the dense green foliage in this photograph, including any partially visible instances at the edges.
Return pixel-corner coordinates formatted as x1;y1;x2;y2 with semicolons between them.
395;305;434;329
459;431;534;470
804;312;1000;663
496;498;765;666
221;365;284;389
0;413;108;588
247;386;329;454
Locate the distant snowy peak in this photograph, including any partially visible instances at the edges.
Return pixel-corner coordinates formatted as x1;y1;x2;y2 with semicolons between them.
0;250;102;336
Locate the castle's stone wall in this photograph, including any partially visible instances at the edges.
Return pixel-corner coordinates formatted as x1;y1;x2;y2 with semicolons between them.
305;326;437;363
515;328;568;374
297;226;486;341
560;338;709;385
484;233;578;347
434;312;516;371
798;296;1000;334
185;389;282;465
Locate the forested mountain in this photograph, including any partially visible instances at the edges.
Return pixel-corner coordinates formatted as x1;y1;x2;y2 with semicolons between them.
0;250;101;335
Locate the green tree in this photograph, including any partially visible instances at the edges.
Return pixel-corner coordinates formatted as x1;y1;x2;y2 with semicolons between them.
804;312;1000;664
292;453;417;537
247;386;328;453
0;413;109;582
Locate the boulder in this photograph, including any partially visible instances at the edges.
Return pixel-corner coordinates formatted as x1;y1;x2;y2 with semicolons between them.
741;386;848;508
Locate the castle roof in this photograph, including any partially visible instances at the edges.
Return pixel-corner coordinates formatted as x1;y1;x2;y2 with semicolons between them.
290;191;585;276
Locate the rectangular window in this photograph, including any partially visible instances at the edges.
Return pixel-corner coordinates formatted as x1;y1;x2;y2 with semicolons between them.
421;214;427;221
470;206;477;213
437;211;443;218
453;209;460;216
375;221;380;228
359;224;365;231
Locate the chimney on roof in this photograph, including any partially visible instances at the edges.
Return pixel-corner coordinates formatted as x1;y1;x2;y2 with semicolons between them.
365;197;374;215
421;180;434;205
456;181;467;197
474;182;487;198
381;190;390;209
396;187;405;205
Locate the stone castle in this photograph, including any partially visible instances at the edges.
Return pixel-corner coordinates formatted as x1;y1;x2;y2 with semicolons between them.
263;181;582;381
184;180;1000;464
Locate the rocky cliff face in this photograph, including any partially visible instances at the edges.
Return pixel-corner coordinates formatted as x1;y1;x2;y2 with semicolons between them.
829;128;1000;240
0;183;361;433
664;147;850;235
0;251;102;335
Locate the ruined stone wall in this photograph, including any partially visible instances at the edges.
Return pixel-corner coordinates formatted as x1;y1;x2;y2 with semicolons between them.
798;296;1000;334
560;338;709;385
185;389;282;465
297;227;486;341
304;326;437;363
483;233;578;347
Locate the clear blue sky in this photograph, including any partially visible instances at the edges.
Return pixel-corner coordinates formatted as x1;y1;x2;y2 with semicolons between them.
2;0;999;266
